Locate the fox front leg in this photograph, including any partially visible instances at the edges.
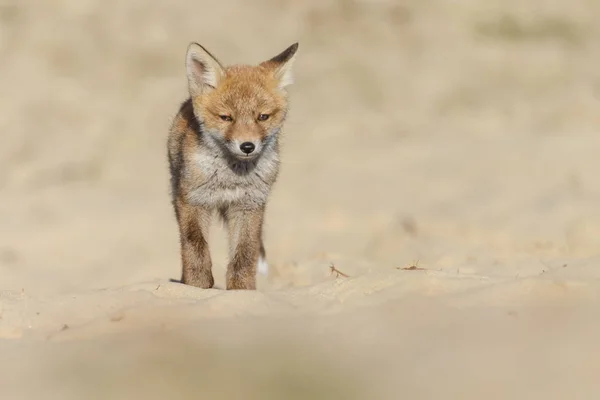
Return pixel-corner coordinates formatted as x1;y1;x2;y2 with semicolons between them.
175;200;214;289
223;205;265;290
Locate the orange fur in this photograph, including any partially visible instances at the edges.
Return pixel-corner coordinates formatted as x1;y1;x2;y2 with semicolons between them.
167;42;298;290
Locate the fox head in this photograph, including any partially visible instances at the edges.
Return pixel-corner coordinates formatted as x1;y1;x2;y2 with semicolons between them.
185;42;298;160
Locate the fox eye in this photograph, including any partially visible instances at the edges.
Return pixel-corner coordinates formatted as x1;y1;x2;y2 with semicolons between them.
219;115;233;122
257;113;270;121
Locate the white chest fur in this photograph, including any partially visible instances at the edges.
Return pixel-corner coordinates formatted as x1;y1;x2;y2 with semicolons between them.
187;147;280;209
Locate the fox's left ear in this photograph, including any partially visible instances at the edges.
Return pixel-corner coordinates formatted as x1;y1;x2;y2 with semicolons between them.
260;42;299;90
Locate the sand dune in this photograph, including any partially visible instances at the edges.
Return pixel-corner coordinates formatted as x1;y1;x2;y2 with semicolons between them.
1;0;600;398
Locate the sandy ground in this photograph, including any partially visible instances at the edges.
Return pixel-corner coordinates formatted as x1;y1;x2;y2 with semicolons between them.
1;0;600;398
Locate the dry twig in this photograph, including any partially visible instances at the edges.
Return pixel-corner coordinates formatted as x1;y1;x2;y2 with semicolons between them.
397;260;426;271
329;263;349;278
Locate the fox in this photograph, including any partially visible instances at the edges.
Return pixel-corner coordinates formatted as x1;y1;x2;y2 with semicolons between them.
167;41;299;290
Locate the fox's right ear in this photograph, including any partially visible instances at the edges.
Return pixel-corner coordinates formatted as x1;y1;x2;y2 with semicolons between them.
186;43;225;95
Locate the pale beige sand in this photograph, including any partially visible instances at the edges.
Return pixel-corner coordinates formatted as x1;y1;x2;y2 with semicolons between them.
1;0;600;398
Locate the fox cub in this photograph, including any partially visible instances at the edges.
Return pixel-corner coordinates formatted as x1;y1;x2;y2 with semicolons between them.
167;42;299;290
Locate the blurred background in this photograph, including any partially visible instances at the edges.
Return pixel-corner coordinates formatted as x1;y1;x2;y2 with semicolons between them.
1;0;599;293
2;0;600;398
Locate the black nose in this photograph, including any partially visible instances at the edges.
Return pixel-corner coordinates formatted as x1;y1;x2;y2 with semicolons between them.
240;142;255;154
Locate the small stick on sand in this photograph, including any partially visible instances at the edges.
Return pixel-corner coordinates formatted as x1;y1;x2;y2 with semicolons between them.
329;263;349;278
398;260;426;271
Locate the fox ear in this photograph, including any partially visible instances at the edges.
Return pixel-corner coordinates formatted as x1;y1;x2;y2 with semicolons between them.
186;42;225;95
260;42;299;89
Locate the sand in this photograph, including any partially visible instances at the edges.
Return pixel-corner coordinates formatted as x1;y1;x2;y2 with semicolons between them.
1;0;600;398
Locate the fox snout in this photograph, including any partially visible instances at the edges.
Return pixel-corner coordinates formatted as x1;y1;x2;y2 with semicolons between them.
203;122;274;160
226;137;266;159
218;123;277;159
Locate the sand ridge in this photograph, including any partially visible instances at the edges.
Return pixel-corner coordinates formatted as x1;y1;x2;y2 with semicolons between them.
1;0;600;398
